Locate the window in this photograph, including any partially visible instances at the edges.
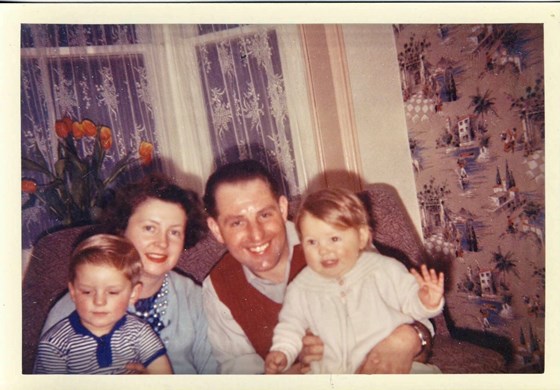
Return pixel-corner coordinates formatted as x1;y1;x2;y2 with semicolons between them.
21;25;162;248
21;24;320;248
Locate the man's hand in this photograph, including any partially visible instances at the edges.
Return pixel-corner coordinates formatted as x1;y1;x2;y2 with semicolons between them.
299;329;324;373
289;329;324;374
355;322;429;374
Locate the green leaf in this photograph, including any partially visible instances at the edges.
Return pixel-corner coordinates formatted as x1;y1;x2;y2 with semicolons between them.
58;139;83;168
22;194;37;210
39;185;68;221
54;158;66;178
67;161;86;208
29;139;52;171
57;141;65;160
94;135;105;169
65;134;79;156
91;138;105;179
22;157;55;178
65;147;87;176
103;153;135;187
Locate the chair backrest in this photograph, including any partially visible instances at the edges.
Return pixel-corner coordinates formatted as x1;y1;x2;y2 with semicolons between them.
174;233;226;284
21;183;433;373
358;183;425;270
22;225;90;374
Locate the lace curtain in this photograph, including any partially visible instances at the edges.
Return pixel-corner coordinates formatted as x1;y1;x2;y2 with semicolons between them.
194;26;299;199
21;24;305;249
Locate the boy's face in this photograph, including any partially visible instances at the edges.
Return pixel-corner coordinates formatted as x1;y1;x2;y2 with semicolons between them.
299;213;369;279
69;263;141;337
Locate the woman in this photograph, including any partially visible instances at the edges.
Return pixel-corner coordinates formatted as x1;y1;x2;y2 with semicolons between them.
41;174;218;374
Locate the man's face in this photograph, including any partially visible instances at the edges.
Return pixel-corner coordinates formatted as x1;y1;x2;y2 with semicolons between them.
207;178;289;280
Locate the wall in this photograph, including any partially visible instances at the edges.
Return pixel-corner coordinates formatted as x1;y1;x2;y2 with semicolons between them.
343;24;421;231
300;24;421;231
299;25;361;193
393;24;545;373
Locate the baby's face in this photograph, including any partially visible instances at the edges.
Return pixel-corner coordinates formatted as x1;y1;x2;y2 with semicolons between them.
69;263;138;337
299;213;369;279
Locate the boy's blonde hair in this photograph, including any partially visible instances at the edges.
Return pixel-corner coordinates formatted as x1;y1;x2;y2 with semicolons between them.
69;234;143;286
295;188;371;242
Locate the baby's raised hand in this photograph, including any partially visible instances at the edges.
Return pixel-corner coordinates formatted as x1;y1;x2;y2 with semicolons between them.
410;264;444;310
265;351;288;374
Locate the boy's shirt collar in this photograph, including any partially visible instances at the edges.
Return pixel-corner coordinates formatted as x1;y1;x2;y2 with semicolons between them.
68;310;127;339
68;310;128;368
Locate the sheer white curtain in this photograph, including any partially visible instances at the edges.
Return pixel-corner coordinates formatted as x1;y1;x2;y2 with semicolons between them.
157;24;320;198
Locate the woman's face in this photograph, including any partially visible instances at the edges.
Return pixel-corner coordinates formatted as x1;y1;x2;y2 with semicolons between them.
124;198;187;282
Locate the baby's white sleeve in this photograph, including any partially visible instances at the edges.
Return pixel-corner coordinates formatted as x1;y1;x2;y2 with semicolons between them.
269;284;308;370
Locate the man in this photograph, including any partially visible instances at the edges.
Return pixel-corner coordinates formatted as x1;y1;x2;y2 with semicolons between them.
202;159;432;374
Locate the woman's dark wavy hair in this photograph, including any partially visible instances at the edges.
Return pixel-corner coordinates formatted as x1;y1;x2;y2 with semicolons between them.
100;174;207;249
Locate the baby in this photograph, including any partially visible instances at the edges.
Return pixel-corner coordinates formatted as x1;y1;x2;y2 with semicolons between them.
265;188;444;374
34;234;172;374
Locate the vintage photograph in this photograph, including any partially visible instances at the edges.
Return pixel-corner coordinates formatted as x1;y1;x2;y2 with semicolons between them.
3;2;559;390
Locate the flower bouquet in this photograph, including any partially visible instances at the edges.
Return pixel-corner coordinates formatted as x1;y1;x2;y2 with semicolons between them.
22;117;154;225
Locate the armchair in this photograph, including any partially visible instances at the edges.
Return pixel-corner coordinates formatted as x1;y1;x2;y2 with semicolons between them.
22;183;512;374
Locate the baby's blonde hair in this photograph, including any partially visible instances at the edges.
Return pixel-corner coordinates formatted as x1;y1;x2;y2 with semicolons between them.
69;234;143;286
295;188;372;244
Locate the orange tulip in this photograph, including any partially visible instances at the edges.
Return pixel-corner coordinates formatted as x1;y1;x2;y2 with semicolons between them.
72;121;85;140
139;141;154;166
55;119;70;138
22;179;37;194
62;116;74;132
99;126;113;150
82;119;97;137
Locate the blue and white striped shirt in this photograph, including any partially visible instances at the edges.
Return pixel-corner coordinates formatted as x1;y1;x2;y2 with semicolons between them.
34;311;166;374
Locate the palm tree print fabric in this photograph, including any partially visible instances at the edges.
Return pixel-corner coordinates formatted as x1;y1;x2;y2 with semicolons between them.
395;24;544;372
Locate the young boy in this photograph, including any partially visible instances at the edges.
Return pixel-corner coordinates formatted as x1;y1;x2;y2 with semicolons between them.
34;234;172;374
265;188;444;374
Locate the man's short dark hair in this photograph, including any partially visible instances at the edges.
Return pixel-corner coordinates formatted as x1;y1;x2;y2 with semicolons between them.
203;159;282;218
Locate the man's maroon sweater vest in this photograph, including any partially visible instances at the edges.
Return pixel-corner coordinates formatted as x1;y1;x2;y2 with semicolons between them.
210;244;307;359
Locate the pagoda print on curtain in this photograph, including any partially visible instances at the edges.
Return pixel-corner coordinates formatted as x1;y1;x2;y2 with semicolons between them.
394;24;544;373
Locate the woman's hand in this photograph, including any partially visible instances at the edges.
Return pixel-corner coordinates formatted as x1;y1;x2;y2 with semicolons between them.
125;362;147;374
